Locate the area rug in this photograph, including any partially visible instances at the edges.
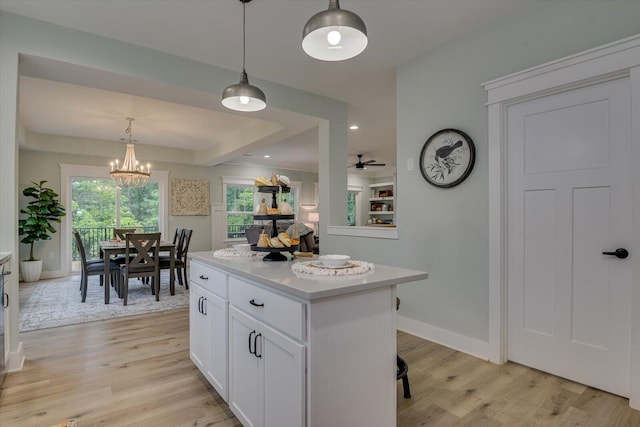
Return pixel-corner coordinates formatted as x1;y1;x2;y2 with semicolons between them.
19;271;189;332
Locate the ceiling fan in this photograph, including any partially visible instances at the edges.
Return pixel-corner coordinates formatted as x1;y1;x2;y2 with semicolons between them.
349;154;386;169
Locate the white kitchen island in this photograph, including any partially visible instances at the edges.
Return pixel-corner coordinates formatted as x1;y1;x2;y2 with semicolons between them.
188;251;427;427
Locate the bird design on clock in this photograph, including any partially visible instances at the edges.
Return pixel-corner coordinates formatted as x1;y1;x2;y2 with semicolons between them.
420;129;475;188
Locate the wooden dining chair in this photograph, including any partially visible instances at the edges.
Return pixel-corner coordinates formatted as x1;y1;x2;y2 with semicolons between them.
111;228;138;265
74;231;120;303
120;232;161;306
113;228;137;240
158;228;192;289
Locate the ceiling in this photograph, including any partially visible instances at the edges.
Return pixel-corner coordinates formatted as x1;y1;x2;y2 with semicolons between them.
1;0;554;177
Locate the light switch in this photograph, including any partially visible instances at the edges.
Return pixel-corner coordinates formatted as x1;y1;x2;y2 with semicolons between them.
406;158;415;171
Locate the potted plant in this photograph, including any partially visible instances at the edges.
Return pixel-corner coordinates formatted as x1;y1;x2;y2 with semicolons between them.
18;180;66;282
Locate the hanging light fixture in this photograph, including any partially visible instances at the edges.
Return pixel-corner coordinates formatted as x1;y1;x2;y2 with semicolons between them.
302;0;368;61
222;0;266;112
109;117;150;188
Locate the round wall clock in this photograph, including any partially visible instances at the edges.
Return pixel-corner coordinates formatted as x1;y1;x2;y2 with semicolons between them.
419;128;475;188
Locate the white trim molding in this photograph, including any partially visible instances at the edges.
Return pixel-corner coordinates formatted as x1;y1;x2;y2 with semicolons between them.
483;34;640;408
327;225;398;239
397;316;490;361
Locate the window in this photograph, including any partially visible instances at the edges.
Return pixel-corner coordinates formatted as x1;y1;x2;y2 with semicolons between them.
60;164;168;274
225;180;255;239
347;192;357;226
348;185;363;226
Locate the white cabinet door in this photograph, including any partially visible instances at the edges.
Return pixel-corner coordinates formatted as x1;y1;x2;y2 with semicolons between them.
261;321;305;427
189;282;207;371
204;291;228;401
191;281;229;402
229;305;261;427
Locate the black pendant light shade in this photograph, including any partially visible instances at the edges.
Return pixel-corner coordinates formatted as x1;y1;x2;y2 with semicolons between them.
222;0;266;112
302;0;368;61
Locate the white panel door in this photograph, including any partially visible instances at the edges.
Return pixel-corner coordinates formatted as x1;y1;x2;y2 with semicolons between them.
507;77;632;396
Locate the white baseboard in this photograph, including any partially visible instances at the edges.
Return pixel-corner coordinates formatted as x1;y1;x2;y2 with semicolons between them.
397;315;490;361
6;341;25;372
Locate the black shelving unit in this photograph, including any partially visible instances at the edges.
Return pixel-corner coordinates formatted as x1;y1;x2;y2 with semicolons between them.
253;186;298;261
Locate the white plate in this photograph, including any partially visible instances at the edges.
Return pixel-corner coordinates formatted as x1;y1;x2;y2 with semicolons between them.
311;262;355;270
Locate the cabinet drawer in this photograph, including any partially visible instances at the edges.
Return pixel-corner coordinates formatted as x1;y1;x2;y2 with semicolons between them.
190;261;227;298
229;276;305;341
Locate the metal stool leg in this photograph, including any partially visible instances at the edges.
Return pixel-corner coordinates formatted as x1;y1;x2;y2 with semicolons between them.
397;355;411;398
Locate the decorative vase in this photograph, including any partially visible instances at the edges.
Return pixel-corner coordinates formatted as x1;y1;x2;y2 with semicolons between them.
20;260;43;282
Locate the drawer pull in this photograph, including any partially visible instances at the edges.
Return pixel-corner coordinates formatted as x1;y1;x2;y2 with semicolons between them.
249;299;264;307
254;333;262;358
199;275;209;280
249;330;256;355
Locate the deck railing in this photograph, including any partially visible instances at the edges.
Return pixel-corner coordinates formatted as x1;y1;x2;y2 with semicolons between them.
227;223;253;239
72;226;157;261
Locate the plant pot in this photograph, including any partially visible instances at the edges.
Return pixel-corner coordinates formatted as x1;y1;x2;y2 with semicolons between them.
20;260;43;282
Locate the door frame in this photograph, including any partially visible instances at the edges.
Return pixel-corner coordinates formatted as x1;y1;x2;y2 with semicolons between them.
484;34;640;407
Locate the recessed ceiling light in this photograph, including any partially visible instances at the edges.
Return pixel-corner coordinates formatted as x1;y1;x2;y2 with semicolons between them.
264;154;271;158
349;124;359;130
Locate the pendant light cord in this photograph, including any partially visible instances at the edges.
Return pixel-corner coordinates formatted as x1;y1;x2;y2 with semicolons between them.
242;0;246;73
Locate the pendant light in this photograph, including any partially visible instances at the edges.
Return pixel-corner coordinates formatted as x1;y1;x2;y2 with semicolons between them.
222;0;266;112
109;118;150;188
302;0;368;61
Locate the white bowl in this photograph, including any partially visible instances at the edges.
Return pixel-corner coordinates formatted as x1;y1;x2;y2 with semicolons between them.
233;243;252;253
318;254;351;267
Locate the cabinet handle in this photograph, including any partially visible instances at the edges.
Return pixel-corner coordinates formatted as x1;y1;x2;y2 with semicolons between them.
3;292;7;309
199;275;209;280
249;299;264;307
202;298;207;315
254;333;262;358
249;330;256;355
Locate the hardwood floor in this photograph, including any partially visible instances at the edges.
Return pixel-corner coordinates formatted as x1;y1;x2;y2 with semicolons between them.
0;309;637;426
396;331;640;426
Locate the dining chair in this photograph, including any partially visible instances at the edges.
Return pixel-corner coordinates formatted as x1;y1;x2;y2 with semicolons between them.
112;228;138;266
120;232;161;305
158;228;192;289
113;228;137;240
74;231;120;303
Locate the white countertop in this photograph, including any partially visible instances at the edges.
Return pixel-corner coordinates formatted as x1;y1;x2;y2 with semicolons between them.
0;252;11;265
189;251;427;301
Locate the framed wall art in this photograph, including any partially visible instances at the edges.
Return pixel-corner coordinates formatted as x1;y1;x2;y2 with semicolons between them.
171;179;210;216
419;128;475;188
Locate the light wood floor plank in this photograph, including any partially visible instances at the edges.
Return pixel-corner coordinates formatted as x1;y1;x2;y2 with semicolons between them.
1;311;638;426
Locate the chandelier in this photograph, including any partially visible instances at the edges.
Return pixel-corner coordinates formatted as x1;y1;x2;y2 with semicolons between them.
110;117;150;188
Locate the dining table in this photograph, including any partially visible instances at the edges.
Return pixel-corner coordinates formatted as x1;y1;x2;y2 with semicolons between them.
99;240;175;304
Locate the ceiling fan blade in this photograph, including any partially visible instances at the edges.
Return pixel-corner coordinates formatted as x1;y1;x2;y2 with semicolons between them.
369;163;386;166
362;160;377;164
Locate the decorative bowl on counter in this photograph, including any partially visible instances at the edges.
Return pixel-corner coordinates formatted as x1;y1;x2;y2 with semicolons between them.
318;254;351;267
233;243;252;253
